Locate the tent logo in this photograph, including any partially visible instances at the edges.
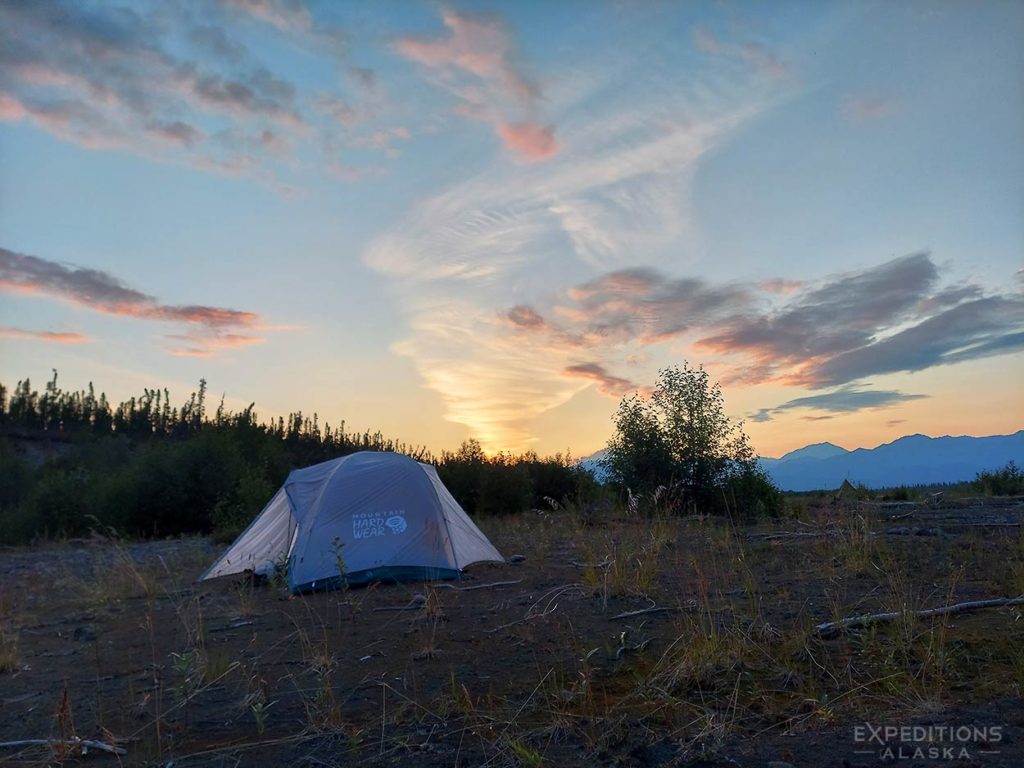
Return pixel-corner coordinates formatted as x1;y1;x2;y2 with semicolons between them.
352;510;407;539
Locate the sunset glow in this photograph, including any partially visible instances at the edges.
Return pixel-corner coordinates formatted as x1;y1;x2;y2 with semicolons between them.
1;0;1021;458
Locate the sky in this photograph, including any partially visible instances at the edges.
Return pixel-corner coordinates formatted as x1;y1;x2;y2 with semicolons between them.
1;0;1022;460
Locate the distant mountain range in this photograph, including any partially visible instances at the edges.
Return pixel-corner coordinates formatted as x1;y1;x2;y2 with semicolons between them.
580;430;1024;492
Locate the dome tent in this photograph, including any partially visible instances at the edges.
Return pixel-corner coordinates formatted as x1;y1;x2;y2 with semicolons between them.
200;452;504;593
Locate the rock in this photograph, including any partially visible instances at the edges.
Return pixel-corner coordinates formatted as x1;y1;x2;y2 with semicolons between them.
509;554;527;563
768;762;796;768
73;624;97;642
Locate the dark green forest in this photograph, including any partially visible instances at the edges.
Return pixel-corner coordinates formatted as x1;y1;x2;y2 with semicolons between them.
0;372;596;545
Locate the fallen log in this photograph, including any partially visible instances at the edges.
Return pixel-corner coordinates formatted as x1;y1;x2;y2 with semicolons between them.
816;596;1024;638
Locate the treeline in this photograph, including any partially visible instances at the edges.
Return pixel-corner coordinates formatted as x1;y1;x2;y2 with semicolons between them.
0;373;596;545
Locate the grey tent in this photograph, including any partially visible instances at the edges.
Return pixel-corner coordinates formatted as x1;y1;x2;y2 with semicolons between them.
200;451;504;592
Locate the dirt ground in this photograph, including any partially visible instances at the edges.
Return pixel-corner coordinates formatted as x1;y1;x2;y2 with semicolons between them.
1;497;1022;767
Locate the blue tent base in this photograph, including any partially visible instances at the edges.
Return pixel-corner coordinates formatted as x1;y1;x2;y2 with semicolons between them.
290;566;462;594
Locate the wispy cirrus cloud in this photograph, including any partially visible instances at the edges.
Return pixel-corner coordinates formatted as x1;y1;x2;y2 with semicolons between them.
0;326;90;344
693;27;790;79
841;93;900;122
0;246;267;356
394;6;556;160
365;39;781;449
221;0;314;35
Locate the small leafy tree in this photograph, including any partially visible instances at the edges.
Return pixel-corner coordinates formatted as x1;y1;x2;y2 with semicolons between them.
602;363;779;517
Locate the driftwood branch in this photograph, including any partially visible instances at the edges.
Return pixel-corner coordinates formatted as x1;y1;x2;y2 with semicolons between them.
752;522;1018;544
433;580;522;592
373;595;428;612
484;603;561;634
816;596;1024;638
372;604;423;613
569;557;612;569
747;531;828;541
0;738;127;756
610;606;672;621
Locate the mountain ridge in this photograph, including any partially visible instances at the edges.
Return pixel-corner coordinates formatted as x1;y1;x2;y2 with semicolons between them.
581;430;1024;491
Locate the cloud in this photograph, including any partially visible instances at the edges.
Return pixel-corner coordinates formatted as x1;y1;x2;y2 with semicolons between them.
693;27;789;79
0;246;265;356
187;68;303;126
220;0;313;35
563;362;638;397
0;327;90;344
749;386;929;423
807;296;1024;386
146;119;204;147
758;278;803;295
0;1;393;182
165;330;265;357
394;7;555;160
695;253;942;383
532;253;1022;391
188;24;248;64
394;8;537;103
557;268;750;345
364;53;779;450
503;253;1022;424
495;121;558;161
841;93;899;122
506;305;547;330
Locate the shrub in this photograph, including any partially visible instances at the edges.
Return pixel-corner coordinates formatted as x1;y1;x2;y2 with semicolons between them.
602;363;779;517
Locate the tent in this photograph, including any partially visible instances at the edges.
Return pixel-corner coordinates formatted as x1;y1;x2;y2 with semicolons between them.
200;451;504;592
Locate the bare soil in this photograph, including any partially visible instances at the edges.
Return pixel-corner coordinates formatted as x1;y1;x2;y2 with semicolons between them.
1;498;1023;767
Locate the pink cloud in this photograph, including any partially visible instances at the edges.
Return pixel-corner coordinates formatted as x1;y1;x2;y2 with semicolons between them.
0;93;26;121
693;26;789;79
394;7;556;160
165;330;265;357
0;326;90;344
0;246;270;357
394;8;537;104
758;278;804;295
496;121;557;161
505;304;547;330
221;0;313;34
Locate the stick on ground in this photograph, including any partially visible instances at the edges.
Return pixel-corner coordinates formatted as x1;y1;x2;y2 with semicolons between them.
609;606;672;621
433;580;522;591
816;595;1024;638
0;738;127;756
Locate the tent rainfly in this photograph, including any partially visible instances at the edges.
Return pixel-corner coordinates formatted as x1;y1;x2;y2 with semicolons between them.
200;451;504;593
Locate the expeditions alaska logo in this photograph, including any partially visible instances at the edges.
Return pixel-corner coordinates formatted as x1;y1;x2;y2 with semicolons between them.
853;723;1003;761
352;510;407;539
